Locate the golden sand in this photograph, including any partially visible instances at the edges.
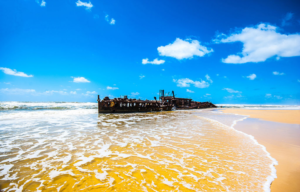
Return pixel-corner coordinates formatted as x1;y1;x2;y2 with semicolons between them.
222;109;300;124
222;109;300;192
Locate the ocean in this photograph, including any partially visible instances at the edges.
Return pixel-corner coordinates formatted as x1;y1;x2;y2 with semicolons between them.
0;102;290;191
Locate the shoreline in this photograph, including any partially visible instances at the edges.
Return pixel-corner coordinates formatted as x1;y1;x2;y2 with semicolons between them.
198;114;277;192
220;109;300;124
221;109;300;192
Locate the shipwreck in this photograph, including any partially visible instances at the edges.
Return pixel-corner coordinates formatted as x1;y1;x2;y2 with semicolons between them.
97;90;216;113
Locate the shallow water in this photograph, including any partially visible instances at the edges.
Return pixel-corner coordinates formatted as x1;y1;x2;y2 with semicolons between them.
0;104;276;191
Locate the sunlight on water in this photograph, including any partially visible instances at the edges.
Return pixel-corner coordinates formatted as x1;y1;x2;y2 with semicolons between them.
0;109;273;191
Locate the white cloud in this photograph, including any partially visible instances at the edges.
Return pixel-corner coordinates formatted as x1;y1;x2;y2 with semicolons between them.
44;90;68;95
142;58;165;65
0;88;76;96
76;0;93;9
105;15;115;25
246;73;256;80
82;91;97;96
204;93;211;97
298;79;300;83
174;78;210;88
282;12;293;26
224;95;234;99
70;91;77;94
86;91;96;94
157;38;213;60
223;88;241;93
131;92;140;97
186;89;194;93
162;69;165;71
139;75;145;79
40;0;46;6
274;95;283;99
265;93;272;98
273;71;285;75
110;18;115;25
36;0;46;6
0;88;36;95
266;93;283;99
76;89;81;91
107;86;119;90
0;67;33;77
216;23;300;63
72;77;90;83
205;74;213;83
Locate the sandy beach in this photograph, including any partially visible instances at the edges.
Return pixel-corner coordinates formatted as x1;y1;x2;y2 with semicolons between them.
222;109;300;192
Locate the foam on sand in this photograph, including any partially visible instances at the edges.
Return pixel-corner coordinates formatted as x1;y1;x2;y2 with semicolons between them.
0;104;277;191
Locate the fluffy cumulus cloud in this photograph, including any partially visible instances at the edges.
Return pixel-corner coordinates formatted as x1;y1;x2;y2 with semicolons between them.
142;58;165;65
247;73;256;80
223;88;241;93
186;89;194;93
70;91;77;94
107;86;119;90
273;71;285;75
0;67;33;77
157;38;213;60
174;78;210;88
105;15;115;25
282;12;293;26
76;0;93;9
215;23;300;63
72;77;90;83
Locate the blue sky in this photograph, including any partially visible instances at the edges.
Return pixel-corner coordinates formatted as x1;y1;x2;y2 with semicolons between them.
0;0;300;104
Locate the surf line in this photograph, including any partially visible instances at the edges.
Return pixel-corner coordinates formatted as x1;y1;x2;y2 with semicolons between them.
193;113;278;192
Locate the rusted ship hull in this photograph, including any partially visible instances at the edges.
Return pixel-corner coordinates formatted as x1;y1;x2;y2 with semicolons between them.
97;95;173;113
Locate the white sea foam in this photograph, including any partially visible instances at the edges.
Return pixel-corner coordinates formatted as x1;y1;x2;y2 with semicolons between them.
49;170;75;180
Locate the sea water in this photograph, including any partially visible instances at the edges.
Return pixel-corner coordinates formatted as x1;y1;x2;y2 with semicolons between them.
0;102;278;191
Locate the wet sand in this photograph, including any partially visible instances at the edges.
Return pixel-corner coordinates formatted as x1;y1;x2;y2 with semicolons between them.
222;109;300;192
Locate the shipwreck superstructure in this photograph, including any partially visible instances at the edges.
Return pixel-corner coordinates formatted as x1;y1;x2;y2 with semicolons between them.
159;90;216;110
97;90;216;113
